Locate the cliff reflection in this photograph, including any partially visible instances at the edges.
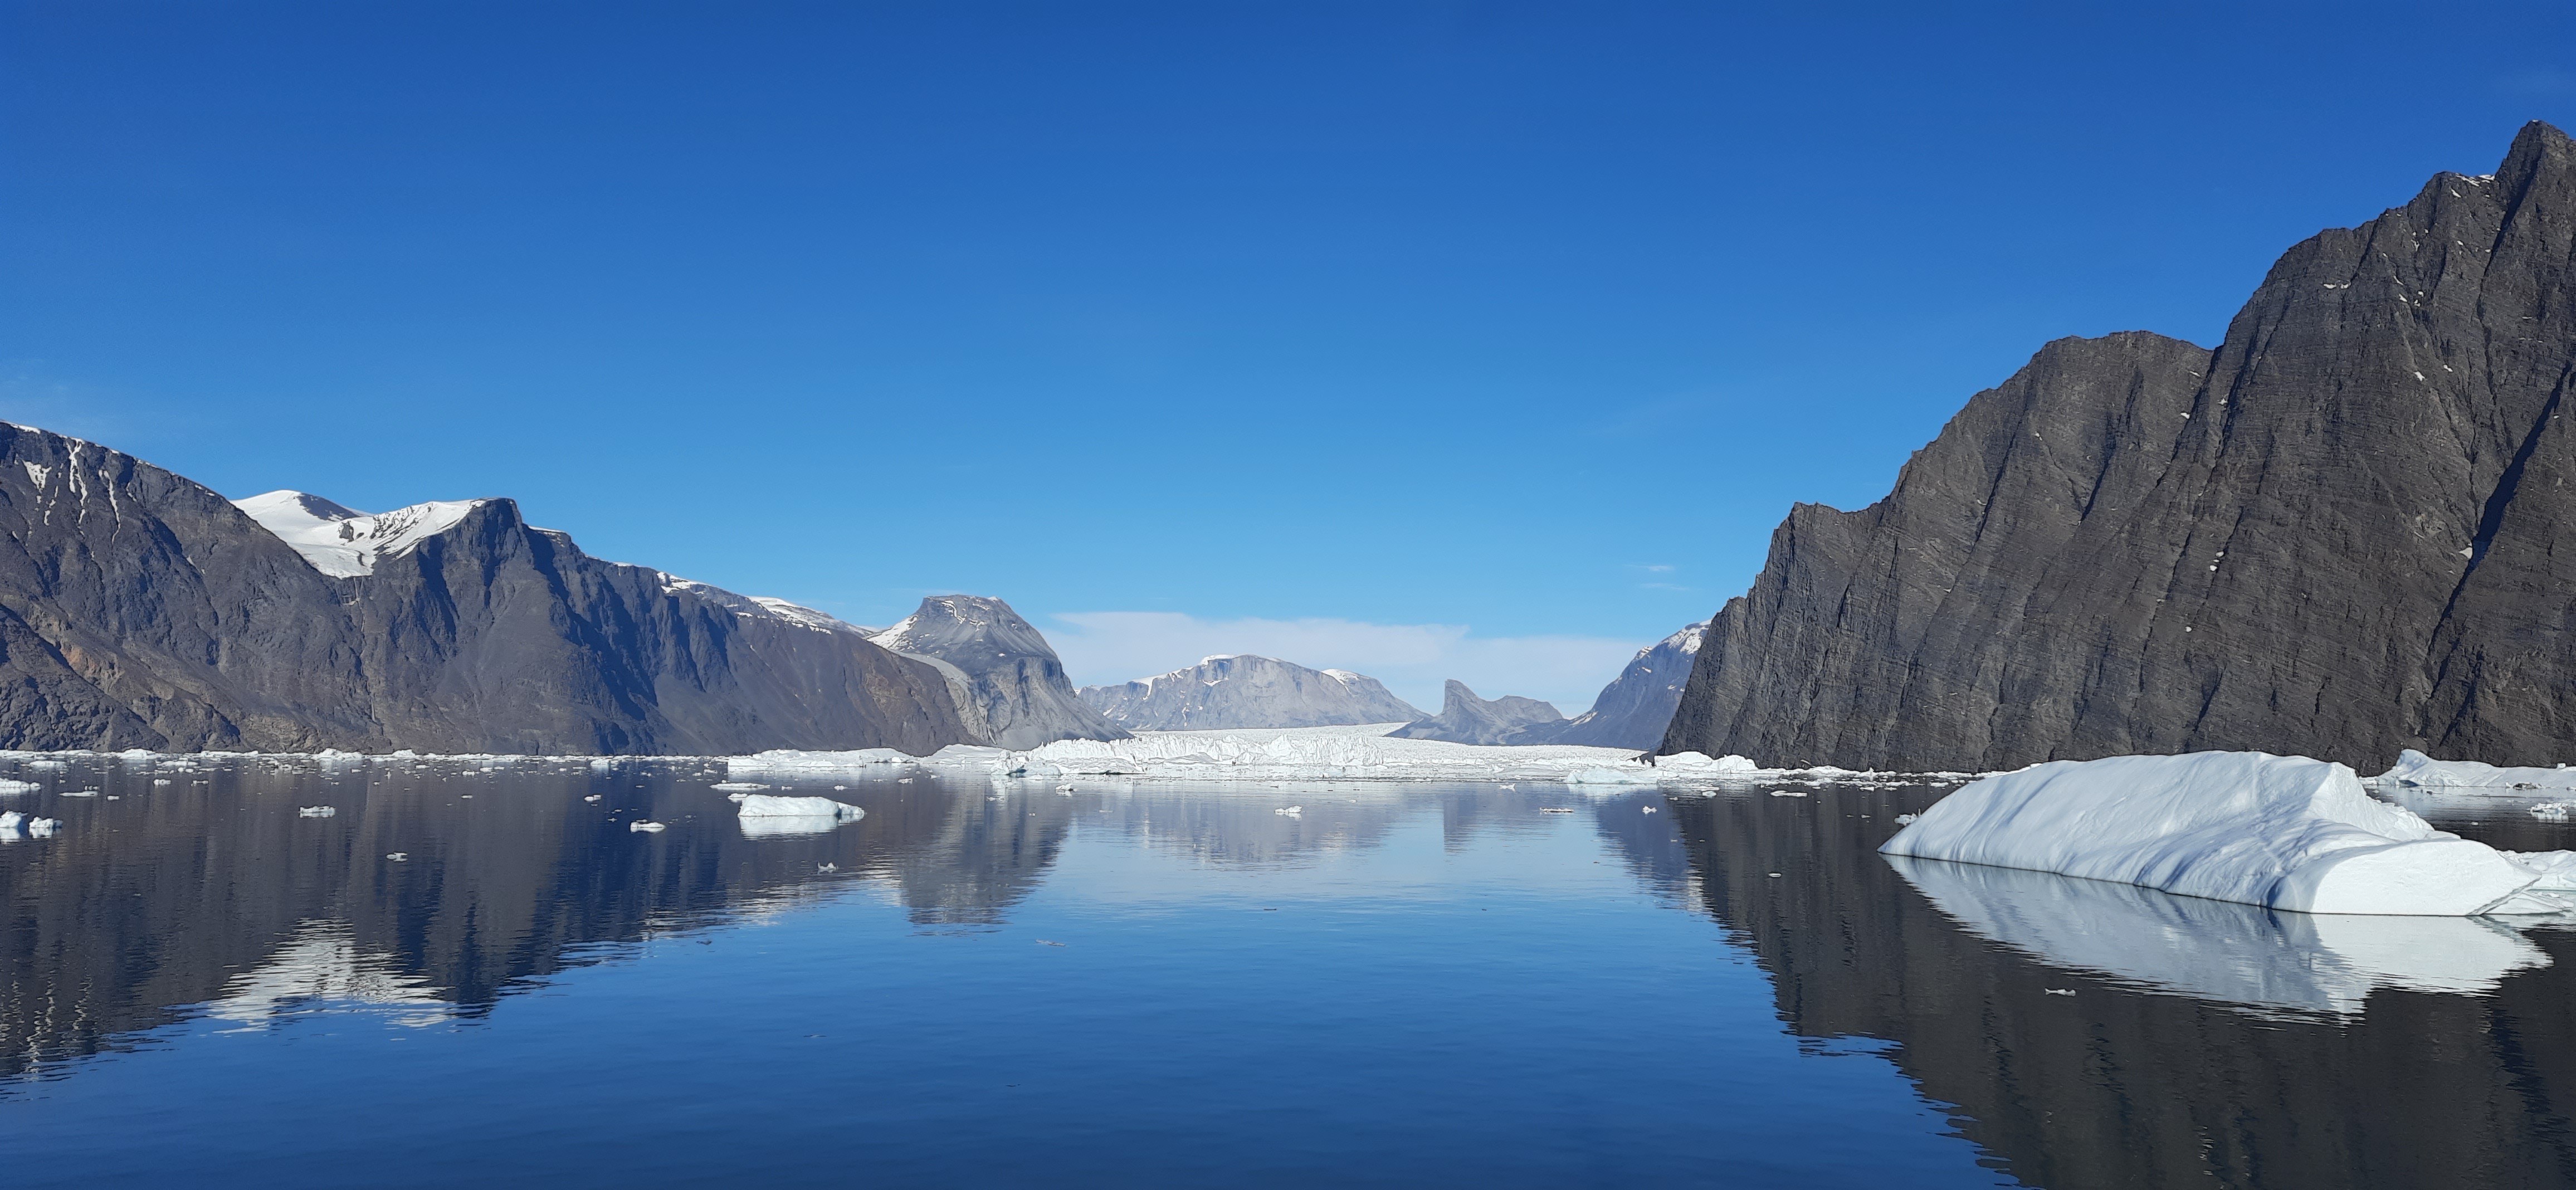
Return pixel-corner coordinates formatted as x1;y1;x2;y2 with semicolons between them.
1667;784;2576;1190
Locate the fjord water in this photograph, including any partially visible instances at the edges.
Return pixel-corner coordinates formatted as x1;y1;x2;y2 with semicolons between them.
4;760;2575;1188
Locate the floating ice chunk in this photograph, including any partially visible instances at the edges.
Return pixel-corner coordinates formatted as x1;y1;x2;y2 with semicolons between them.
736;795;863;819
583;794;602;802
1275;806;1302;816
385;852;407;861
2378;749;2576;791
1894;813;1920;825
0;810;42;838
1642;805;1660;813
1769;790;1809;798
589;758;613;771
1881;752;2559;916
1538;807;1574;814
710;782;770;792
630;821;666;833
2507;850;2576;888
0;779;37;795
61;789;96;798
1568;765;1661;786
2532;802;2576;820
297;806;337;817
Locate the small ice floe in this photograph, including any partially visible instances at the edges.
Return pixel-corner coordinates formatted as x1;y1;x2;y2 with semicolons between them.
296;806;337;817
897;777;914;784
152;778;173;786
2043;988;2077;997
61;789;97;798
1275;806;1302;816
1498;783;1516;791
386;852;408;861
710;782;769;792
630;821;666;833
583;794;602;802
1642;805;1660;814
1056;784;1075;794
1769;789;1809;798
1539;807;1575;814
1;811;59;838
817;862;838;872
0;778;40;795
2531;801;2576;820
1036;939;1066;947
1893;813;1921;825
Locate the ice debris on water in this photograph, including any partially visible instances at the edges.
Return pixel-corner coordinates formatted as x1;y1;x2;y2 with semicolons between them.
296;806;336;817
710;782;769;792
1;811;61;838
2531;801;2576;820
0;778;40;795
1894;813;1921;825
1769;790;1809;798
1539;807;1574;814
1275;806;1302;816
61;789;96;798
2044;989;2077;997
386;852;407;861
735;794;864;820
630;821;666;832
583;794;602;802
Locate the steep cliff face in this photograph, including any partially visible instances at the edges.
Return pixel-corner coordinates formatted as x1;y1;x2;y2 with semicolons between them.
0;425;382;751
1540;621;1705;749
335;500;972;755
1077;654;1422;730
869;595;1128;749
1663;120;2576;772
0;423;975;754
1386;680;1568;745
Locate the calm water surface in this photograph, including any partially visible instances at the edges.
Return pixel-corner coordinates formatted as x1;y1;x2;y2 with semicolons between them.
4;754;2575;1188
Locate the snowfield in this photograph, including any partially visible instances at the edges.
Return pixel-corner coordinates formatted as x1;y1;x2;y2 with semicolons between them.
1883;752;2576;916
726;723;1777;787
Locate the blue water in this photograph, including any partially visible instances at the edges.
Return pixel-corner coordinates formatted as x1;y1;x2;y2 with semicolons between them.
8;756;2576;1187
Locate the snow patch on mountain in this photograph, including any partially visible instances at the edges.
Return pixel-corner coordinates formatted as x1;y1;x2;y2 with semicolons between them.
233;490;487;578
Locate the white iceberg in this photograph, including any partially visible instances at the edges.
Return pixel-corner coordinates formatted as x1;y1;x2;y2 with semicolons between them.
734;794;865;837
1887;854;2552;1017
2377;749;2576;791
629;821;666;833
0;811;60;839
296;806;338;817
1880;751;2568;916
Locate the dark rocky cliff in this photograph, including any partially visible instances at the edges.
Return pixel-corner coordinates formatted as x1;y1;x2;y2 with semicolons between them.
0;423;972;754
869;594;1128;750
1536;621;1705;749
1663;120;2576;772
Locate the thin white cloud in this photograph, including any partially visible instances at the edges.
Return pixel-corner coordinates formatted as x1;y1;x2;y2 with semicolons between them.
1045;611;1649;716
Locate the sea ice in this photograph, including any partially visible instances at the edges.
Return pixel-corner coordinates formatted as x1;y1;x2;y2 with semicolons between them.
1880;752;2565;916
296;806;337;817
629;821;666;833
729;725;1783;789
734;794;865;819
2377;749;2576;791
0;779;37;794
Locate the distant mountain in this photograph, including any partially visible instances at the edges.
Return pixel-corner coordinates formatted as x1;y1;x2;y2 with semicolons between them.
1077;655;1423;730
869;595;1129;750
0;421;987;754
1540;621;1706;749
1663;120;2576;772
1385;680;1569;745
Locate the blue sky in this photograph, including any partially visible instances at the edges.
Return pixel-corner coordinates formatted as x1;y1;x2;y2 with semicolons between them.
4;2;2572;709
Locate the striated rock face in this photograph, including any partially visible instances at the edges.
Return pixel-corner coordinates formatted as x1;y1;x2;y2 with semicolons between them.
1541;621;1705;749
1077;654;1422;730
1387;680;1568;745
0;422;974;754
1663;120;2576;772
869;595;1128;750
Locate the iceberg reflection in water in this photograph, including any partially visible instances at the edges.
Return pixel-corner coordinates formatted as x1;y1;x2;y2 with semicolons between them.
1885;855;2552;1018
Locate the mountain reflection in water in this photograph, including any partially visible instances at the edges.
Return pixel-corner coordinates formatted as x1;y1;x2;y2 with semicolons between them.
1665;786;2576;1190
7;754;2576;1188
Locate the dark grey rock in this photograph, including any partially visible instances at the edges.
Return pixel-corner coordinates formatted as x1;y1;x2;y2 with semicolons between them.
1535;621;1705;749
1661;120;2576;773
1077;654;1423;730
869;595;1129;750
0;423;974;754
1387;680;1569;745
